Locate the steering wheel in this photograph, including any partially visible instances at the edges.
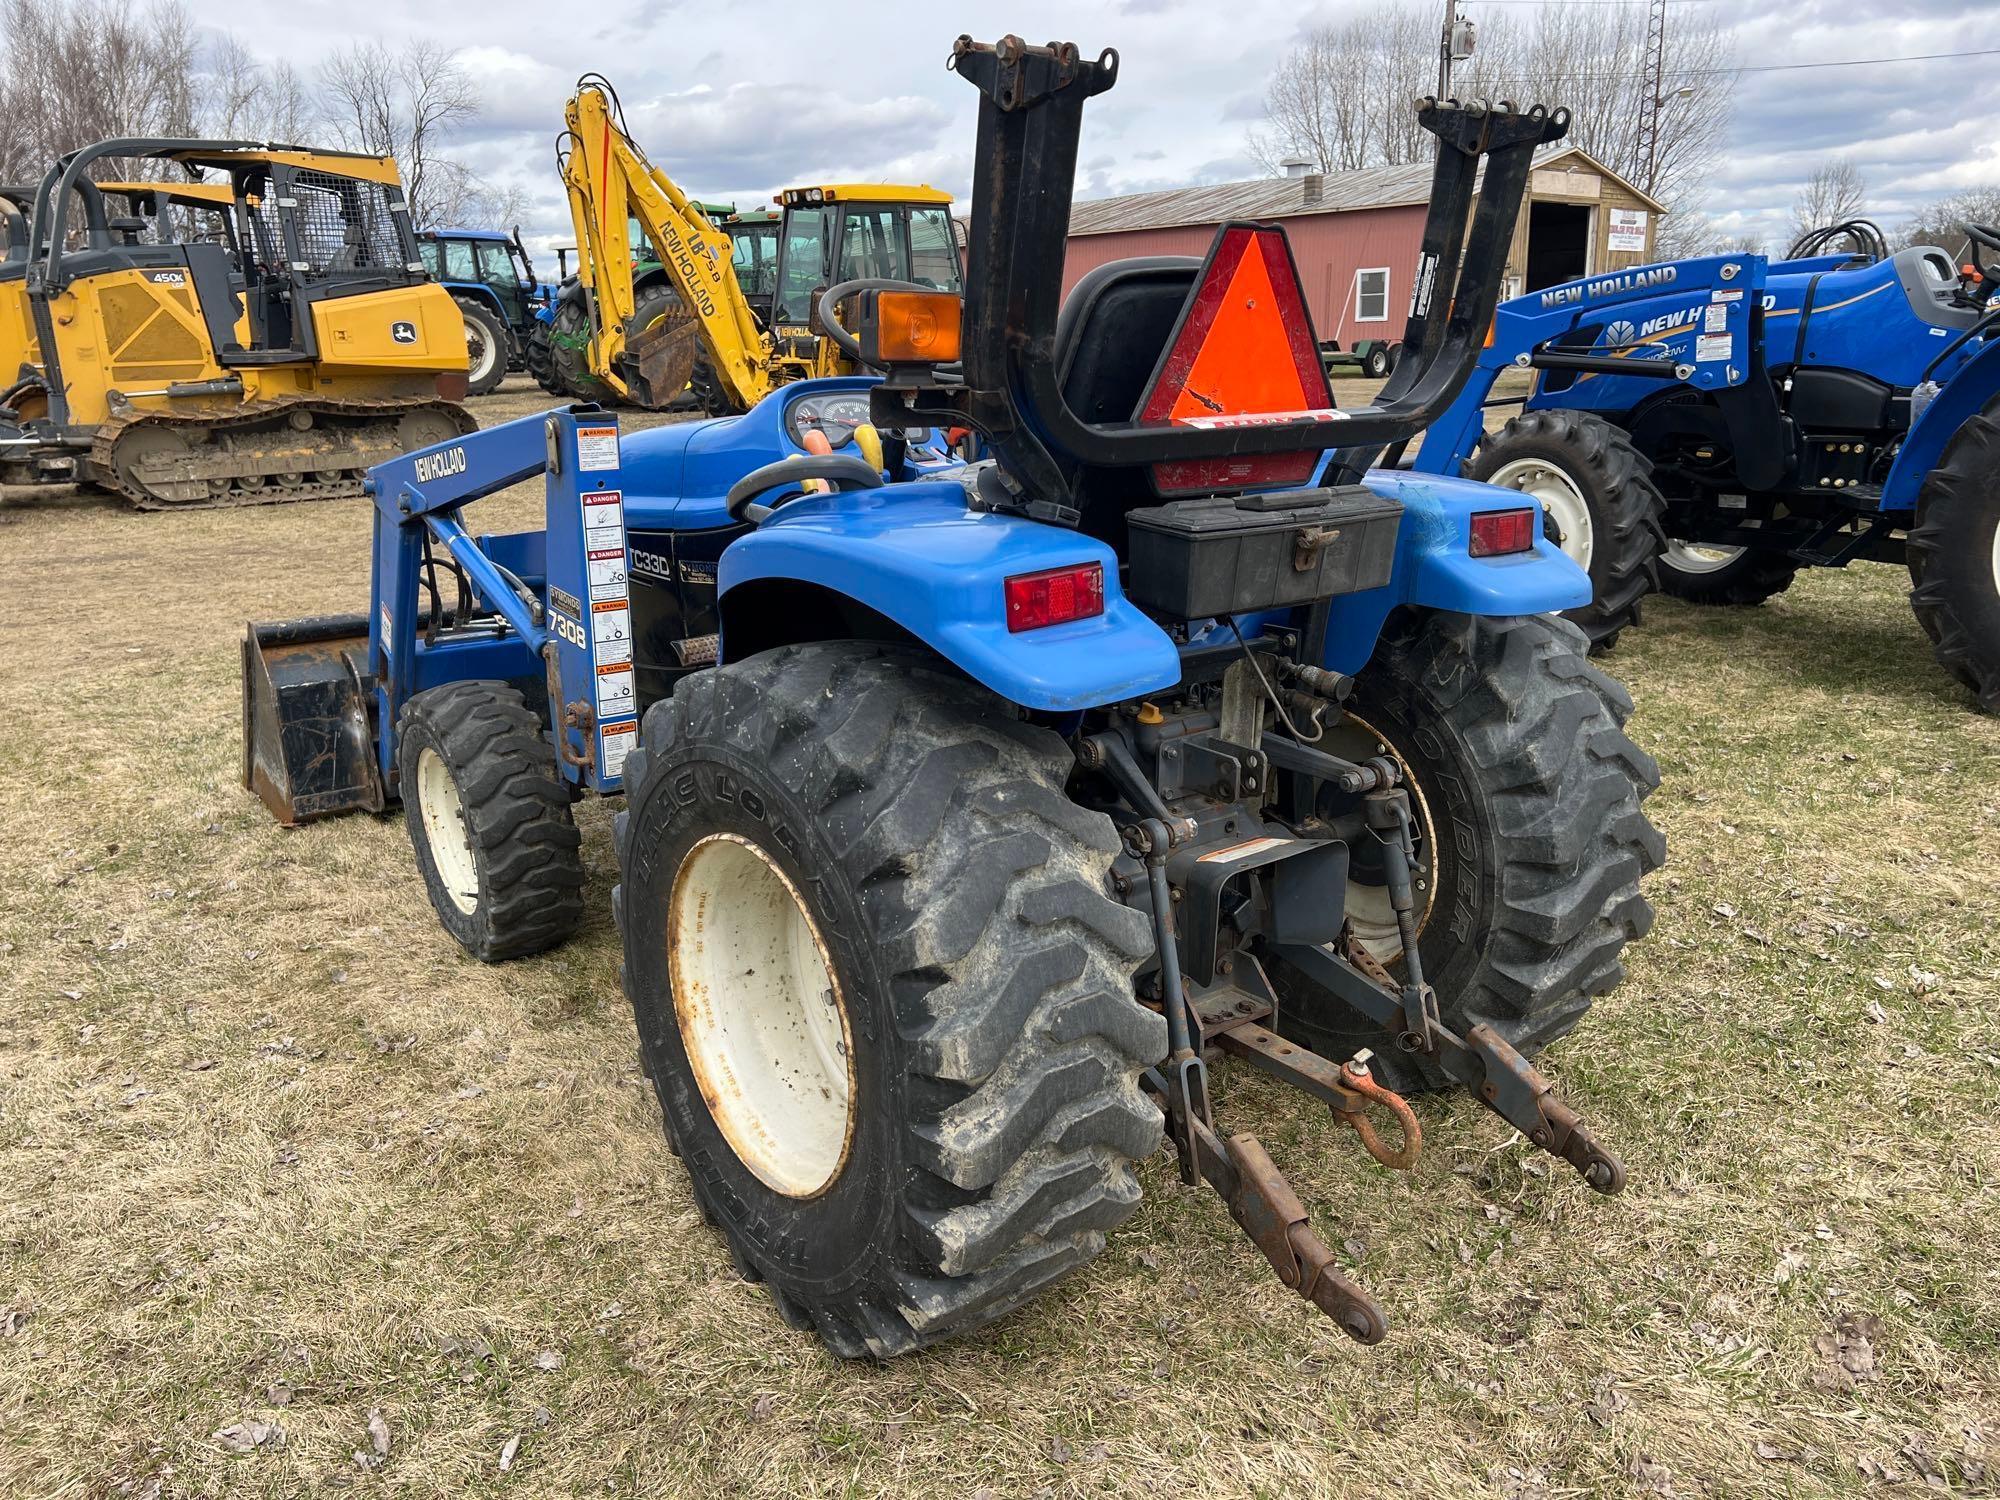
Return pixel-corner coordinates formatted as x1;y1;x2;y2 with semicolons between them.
1958;223;2000;300
724;452;885;523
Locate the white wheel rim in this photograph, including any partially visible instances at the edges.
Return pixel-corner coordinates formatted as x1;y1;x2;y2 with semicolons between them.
1487;456;1594;570
1317;711;1437;963
1991;520;2000;596
416;747;479;915
466;320;497;383
1661;538;1745;574
669;833;854;1198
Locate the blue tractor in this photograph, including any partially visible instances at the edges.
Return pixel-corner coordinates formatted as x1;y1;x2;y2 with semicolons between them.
1406;217;2000;705
239;37;1660;1356
416;227;552;397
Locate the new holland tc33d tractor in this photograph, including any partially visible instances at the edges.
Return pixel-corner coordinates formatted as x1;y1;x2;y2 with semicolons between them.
1406;215;2000;707
241;36;1661;1357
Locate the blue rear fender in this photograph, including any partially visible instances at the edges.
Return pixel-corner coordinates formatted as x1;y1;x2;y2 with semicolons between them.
1313;469;1592;674
718;484;1181;712
1881;336;2000;511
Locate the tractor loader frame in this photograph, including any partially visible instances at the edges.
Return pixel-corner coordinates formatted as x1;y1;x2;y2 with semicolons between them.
243;32;1658;1355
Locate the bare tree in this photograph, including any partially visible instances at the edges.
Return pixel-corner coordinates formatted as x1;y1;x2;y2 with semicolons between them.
0;0;200;180
1788;157;1868;246
1655;207;1765;259
316;39;481;227
200;33;309;142
421;159;531;230
1250;3;1735;229
1899;186;2000;259
1248;7;1444;172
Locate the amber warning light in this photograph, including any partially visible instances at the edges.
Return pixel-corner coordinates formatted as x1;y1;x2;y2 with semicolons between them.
861;290;962;366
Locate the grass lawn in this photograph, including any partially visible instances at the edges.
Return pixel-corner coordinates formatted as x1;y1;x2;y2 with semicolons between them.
1;376;1995;1498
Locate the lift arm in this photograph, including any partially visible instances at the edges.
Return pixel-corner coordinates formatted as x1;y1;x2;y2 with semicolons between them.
557;77;771;408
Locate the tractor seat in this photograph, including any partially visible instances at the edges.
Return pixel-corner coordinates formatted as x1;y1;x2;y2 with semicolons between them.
1052;255;1200;543
1055;255;1199;423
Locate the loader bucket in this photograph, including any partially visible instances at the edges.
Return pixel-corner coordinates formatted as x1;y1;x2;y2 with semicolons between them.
240;615;385;826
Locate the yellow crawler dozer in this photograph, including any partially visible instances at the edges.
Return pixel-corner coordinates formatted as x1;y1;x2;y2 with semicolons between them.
0;139;473;509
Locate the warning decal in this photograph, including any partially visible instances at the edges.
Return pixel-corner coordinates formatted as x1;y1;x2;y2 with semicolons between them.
600;719;638;780
582;490;624;540
578;425;621;472
587;547;628;600
1695;332;1733;364
595;661;636;719
591;599;632;664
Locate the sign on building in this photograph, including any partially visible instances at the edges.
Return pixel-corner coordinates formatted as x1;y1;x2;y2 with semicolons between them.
1608;207;1650;253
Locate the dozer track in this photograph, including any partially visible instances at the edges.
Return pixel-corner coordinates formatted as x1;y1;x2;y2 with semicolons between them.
86;397;477;511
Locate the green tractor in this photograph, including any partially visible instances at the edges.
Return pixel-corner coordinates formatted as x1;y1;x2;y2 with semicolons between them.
528;204;779;404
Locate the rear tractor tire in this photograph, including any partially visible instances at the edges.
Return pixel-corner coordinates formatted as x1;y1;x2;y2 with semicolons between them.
1273;611;1664;1094
688;354;746;417
1909;398;2000;711
454;298;510;398
614;643;1166;1358
1468;409;1667;652
397;682;586;961
525;315;562;395
548;293;602;400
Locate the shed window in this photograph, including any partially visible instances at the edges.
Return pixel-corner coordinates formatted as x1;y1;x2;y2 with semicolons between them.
1355;267;1390;323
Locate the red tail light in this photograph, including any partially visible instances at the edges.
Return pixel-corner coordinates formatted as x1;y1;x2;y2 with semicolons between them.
1005;563;1104;632
1469;507;1537;558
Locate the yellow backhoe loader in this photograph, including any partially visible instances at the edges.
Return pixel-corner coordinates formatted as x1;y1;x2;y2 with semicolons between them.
0;139;472;509
555;75;961;414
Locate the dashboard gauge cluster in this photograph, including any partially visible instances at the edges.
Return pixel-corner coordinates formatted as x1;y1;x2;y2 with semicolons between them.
785;391;874;450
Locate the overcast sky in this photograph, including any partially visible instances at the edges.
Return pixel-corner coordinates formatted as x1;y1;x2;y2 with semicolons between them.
194;0;1998;257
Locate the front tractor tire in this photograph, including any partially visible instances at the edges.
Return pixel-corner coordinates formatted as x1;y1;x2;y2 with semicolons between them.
614;644;1166;1359
454;298;510;397
1656;540;1799;606
1468;409;1668;652
1909;399;2000;712
397;682;586;962
1275;612;1664;1094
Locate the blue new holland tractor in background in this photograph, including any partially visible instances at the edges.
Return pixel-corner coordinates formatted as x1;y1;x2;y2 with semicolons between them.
1407;216;2000;707
416;227;552;397
240;36;1660;1357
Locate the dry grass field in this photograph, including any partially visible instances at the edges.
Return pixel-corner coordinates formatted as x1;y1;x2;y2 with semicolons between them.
2;375;1996;1498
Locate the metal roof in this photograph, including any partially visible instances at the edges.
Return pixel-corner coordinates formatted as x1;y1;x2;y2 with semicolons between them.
1067;144;1660;237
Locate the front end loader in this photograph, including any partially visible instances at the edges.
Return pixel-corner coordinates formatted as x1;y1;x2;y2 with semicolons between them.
1405;218;2000;706
241;33;1660;1356
0;140;471;509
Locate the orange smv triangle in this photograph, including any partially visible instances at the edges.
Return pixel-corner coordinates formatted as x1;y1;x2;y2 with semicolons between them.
1137;221;1336;496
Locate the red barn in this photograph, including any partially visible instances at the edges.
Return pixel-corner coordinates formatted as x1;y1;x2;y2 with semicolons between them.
1063;146;1664;348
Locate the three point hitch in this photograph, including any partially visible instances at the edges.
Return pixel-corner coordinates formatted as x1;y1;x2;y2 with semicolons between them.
1127;751;1627;1344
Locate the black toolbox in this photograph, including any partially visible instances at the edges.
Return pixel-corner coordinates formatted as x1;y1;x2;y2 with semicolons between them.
1123;485;1404;620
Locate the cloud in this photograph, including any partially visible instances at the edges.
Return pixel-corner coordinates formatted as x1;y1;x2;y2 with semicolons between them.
166;0;2000;256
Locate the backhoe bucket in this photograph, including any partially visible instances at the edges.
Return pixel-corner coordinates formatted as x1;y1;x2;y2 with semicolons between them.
240;616;384;826
620;307;700;409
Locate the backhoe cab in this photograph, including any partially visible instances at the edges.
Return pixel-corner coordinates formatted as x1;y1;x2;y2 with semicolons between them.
551;75;959;414
0;139;472;508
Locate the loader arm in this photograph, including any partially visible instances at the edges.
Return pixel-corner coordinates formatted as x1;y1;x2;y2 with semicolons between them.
559;78;771;409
